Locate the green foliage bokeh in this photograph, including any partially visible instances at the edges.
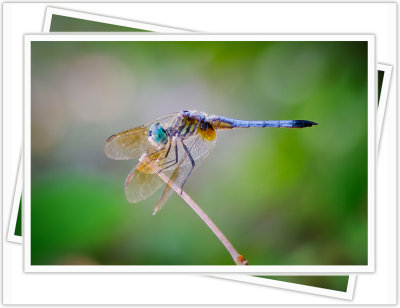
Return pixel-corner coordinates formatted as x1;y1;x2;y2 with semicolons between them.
50;14;149;32
259;276;349;292
378;70;384;103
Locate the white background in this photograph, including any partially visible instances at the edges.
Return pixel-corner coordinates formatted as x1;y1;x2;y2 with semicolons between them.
1;2;397;305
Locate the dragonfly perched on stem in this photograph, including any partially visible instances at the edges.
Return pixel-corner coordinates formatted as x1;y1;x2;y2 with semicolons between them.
105;110;318;215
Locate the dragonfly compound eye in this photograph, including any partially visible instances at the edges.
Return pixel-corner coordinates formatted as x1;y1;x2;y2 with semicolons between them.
148;122;168;146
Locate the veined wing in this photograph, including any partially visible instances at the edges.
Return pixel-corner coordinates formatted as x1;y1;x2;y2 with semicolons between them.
104;113;178;160
105;126;151;160
124;146;175;203
125;161;175;203
124;161;164;203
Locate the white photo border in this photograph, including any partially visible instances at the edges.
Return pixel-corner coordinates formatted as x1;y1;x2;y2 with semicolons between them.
24;34;375;273
2;3;394;305
7;155;22;244
376;64;392;147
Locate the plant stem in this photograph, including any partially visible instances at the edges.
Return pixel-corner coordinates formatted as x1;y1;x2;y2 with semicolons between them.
140;155;248;266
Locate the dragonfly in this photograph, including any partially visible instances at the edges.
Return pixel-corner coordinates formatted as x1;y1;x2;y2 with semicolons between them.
105;110;318;214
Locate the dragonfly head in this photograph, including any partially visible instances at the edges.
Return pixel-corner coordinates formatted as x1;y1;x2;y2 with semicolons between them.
148;122;168;147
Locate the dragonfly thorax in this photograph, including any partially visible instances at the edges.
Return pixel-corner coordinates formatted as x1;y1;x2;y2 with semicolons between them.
170;111;208;138
148;122;169;147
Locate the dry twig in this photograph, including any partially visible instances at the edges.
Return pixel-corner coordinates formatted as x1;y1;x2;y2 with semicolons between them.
140;154;248;266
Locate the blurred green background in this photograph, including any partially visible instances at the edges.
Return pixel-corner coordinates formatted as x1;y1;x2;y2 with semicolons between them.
30;30;368;268
50;14;149;32
260;276;349;292
15;199;22;236
378;70;384;103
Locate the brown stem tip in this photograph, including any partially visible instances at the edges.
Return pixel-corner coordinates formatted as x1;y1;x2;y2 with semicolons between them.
238;255;248;265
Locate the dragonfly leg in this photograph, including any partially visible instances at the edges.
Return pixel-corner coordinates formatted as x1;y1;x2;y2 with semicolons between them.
159;140;179;171
156;139;173;163
161;140;172;159
179;139;195;191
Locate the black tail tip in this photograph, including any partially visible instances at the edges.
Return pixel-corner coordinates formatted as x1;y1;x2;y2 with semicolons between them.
294;120;318;128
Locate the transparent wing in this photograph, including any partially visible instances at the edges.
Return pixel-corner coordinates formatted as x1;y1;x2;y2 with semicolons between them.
104;113;179;160
105;126;151;160
124;162;165;203
153;133;217;214
124;154;174;203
